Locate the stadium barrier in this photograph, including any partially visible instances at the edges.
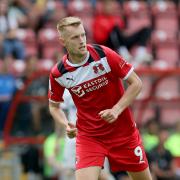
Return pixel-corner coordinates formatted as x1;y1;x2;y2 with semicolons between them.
3;68;180;147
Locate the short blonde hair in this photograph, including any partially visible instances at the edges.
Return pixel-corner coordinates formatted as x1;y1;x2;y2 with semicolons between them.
57;16;82;35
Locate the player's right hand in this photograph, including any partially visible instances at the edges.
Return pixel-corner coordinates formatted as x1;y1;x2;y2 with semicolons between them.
66;122;77;139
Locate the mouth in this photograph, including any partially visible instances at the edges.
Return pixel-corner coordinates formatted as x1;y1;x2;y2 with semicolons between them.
79;45;86;50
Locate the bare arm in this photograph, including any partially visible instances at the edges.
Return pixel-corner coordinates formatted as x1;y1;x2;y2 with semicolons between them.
49;101;69;127
99;71;142;123
113;71;142;114
49;101;77;138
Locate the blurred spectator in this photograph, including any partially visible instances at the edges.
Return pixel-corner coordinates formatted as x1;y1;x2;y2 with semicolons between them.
62;0;97;9
165;121;180;179
60;89;76;180
92;0;152;67
27;0;67;31
23;55;49;134
165;121;180;157
0;58;17;136
0;0;25;60
23;55;48;132
142;118;159;153
148;128;176;180
13;55;49;136
43;123;65;180
8;0;29;27
21;145;42;180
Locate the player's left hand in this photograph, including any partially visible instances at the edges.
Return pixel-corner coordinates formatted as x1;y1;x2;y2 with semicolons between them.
98;108;119;123
66;122;77;138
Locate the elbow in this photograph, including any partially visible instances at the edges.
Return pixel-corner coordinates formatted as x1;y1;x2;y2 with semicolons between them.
49;105;53;115
138;78;143;91
48;103;53;114
49;102;59;115
136;78;143;95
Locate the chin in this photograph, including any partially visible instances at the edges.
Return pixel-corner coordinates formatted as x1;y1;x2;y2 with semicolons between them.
79;49;87;54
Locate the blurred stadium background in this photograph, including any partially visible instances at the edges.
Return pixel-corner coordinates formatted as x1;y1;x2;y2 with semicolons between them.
0;0;180;180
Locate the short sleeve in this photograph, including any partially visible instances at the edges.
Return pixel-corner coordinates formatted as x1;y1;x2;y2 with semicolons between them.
48;72;65;103
102;46;134;80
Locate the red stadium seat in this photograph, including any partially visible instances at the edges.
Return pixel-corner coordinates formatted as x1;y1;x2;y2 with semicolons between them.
151;1;178;36
151;1;177;16
42;45;64;59
44;1;67;28
137;77;152;100
155;77;179;99
38;28;59;44
95;0;121;15
151;30;177;44
38;28;63;59
160;108;180;125
67;0;93;17
152;59;169;69
16;29;38;56
11;60;26;77
153;16;179;36
123;1;150;15
132;106;155;125
80;15;94;42
154;42;179;67
123;1;151;33
16;29;36;44
38;59;55;71
126;14;151;34
95;0;103;15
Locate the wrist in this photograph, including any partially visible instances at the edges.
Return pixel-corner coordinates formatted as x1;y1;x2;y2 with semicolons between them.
112;105;122;116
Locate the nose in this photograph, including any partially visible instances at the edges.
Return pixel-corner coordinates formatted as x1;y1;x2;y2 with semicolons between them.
79;36;84;43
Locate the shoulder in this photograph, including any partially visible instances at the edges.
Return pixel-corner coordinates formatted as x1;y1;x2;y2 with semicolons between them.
87;44;114;58
50;57;68;78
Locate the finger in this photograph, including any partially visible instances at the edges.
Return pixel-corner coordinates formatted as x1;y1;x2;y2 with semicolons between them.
66;127;77;132
66;130;77;134
69;129;77;134
67;131;77;138
98;110;107;116
67;131;76;136
68;122;76;128
100;112;112;119
66;124;77;131
104;117;114;122
108;118;116;123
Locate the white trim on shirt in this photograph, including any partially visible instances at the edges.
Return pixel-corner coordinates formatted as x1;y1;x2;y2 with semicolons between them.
123;67;134;80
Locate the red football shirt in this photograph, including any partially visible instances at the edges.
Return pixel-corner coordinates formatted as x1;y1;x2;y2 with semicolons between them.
48;44;136;139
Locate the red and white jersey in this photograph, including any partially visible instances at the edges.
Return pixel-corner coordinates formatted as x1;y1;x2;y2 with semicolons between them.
48;44;136;139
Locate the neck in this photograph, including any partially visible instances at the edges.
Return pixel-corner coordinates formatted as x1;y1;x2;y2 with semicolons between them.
68;52;88;64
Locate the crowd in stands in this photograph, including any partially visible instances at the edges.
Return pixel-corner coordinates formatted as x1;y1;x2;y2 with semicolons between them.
0;0;180;179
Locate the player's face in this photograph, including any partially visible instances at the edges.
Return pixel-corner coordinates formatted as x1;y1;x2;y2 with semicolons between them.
61;24;87;57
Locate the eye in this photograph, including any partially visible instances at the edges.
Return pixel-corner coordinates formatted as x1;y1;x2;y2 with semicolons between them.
72;36;78;39
81;33;85;37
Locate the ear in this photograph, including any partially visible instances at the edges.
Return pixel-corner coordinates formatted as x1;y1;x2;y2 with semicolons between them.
59;36;65;46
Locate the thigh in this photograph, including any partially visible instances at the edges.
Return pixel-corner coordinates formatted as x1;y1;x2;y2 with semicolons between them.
76;135;106;170
128;167;152;180
76;166;101;180
108;131;149;172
